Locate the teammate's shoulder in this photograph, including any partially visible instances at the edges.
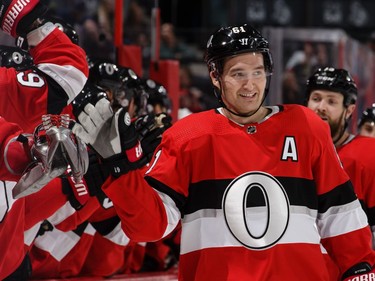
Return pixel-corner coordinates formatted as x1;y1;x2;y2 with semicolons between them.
280;104;326;124
349;135;375;148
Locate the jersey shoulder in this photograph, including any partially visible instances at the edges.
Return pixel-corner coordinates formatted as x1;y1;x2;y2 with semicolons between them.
277;104;331;141
164;109;224;145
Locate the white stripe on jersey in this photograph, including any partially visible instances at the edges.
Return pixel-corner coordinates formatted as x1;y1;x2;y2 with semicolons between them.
33;223;95;261
317;200;368;238
180;206;321;255
37;63;87;103
103;222;130;246
47;201;76;225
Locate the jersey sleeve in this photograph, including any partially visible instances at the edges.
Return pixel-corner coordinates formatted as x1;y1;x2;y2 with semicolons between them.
102;167;172;242
0;23;88;132
311;123;375;274
0;116;29;181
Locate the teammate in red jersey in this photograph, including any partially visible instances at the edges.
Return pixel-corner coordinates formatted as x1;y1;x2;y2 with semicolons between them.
0;0;88;279
306;67;375;279
0;5;88;132
72;24;375;280
358;103;375;138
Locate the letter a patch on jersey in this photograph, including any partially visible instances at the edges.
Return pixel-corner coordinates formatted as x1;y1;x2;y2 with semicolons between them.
281;136;298;162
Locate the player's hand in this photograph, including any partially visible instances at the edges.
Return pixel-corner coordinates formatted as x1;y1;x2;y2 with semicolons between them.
135;113;172;162
342;262;375;281
71;90;146;177
0;0;48;36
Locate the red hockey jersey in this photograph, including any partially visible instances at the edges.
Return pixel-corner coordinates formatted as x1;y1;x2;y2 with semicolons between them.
103;105;375;281
0;23;88;132
0;117;29;279
337;135;375;246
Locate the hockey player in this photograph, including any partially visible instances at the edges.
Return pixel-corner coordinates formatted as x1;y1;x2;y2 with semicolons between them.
306;68;375;279
306;67;375;242
72;24;375;280
358;103;375;138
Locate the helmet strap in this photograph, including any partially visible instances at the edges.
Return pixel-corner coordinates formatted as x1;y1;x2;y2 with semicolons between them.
333;108;350;147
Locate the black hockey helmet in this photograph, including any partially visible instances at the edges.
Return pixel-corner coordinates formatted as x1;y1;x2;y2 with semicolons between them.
71;81;108;119
204;23;273;76
141;78;172;114
0;45;33;70
45;16;79;45
88;58;144;111
204;24;273;106
358;104;375;128
306;67;357;107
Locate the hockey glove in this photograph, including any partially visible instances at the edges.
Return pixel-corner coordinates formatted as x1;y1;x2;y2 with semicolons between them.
135;113;172;163
0;0;48;37
72;95;146;178
342;262;375;281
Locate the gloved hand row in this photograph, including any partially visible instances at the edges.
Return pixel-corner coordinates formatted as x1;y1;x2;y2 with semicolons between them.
71;85;172;178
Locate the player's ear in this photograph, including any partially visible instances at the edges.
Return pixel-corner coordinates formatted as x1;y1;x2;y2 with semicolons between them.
210;71;220;87
346;104;356;120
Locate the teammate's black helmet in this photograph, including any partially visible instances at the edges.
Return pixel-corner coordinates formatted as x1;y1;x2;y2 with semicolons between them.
204;23;273;75
0;45;33;70
88;58;144;111
45;16;79;45
88;59;140;91
306;67;357;107
72;82;108;119
141;78;172;114
358;104;375;128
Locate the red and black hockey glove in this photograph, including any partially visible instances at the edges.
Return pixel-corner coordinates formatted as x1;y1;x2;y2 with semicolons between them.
71;87;146;178
342;262;375;281
0;0;48;37
135;113;172;163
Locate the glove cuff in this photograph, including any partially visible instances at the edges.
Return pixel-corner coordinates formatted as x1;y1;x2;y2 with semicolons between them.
103;150;147;178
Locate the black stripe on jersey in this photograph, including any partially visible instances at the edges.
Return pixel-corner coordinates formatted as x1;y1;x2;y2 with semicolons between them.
147;175;357;216
41;71;70;114
73;221;89;236
185;177;357;215
91;216;121;236
317;180;358;213
184;177;317;215
145;175;187;213
367;205;375;227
